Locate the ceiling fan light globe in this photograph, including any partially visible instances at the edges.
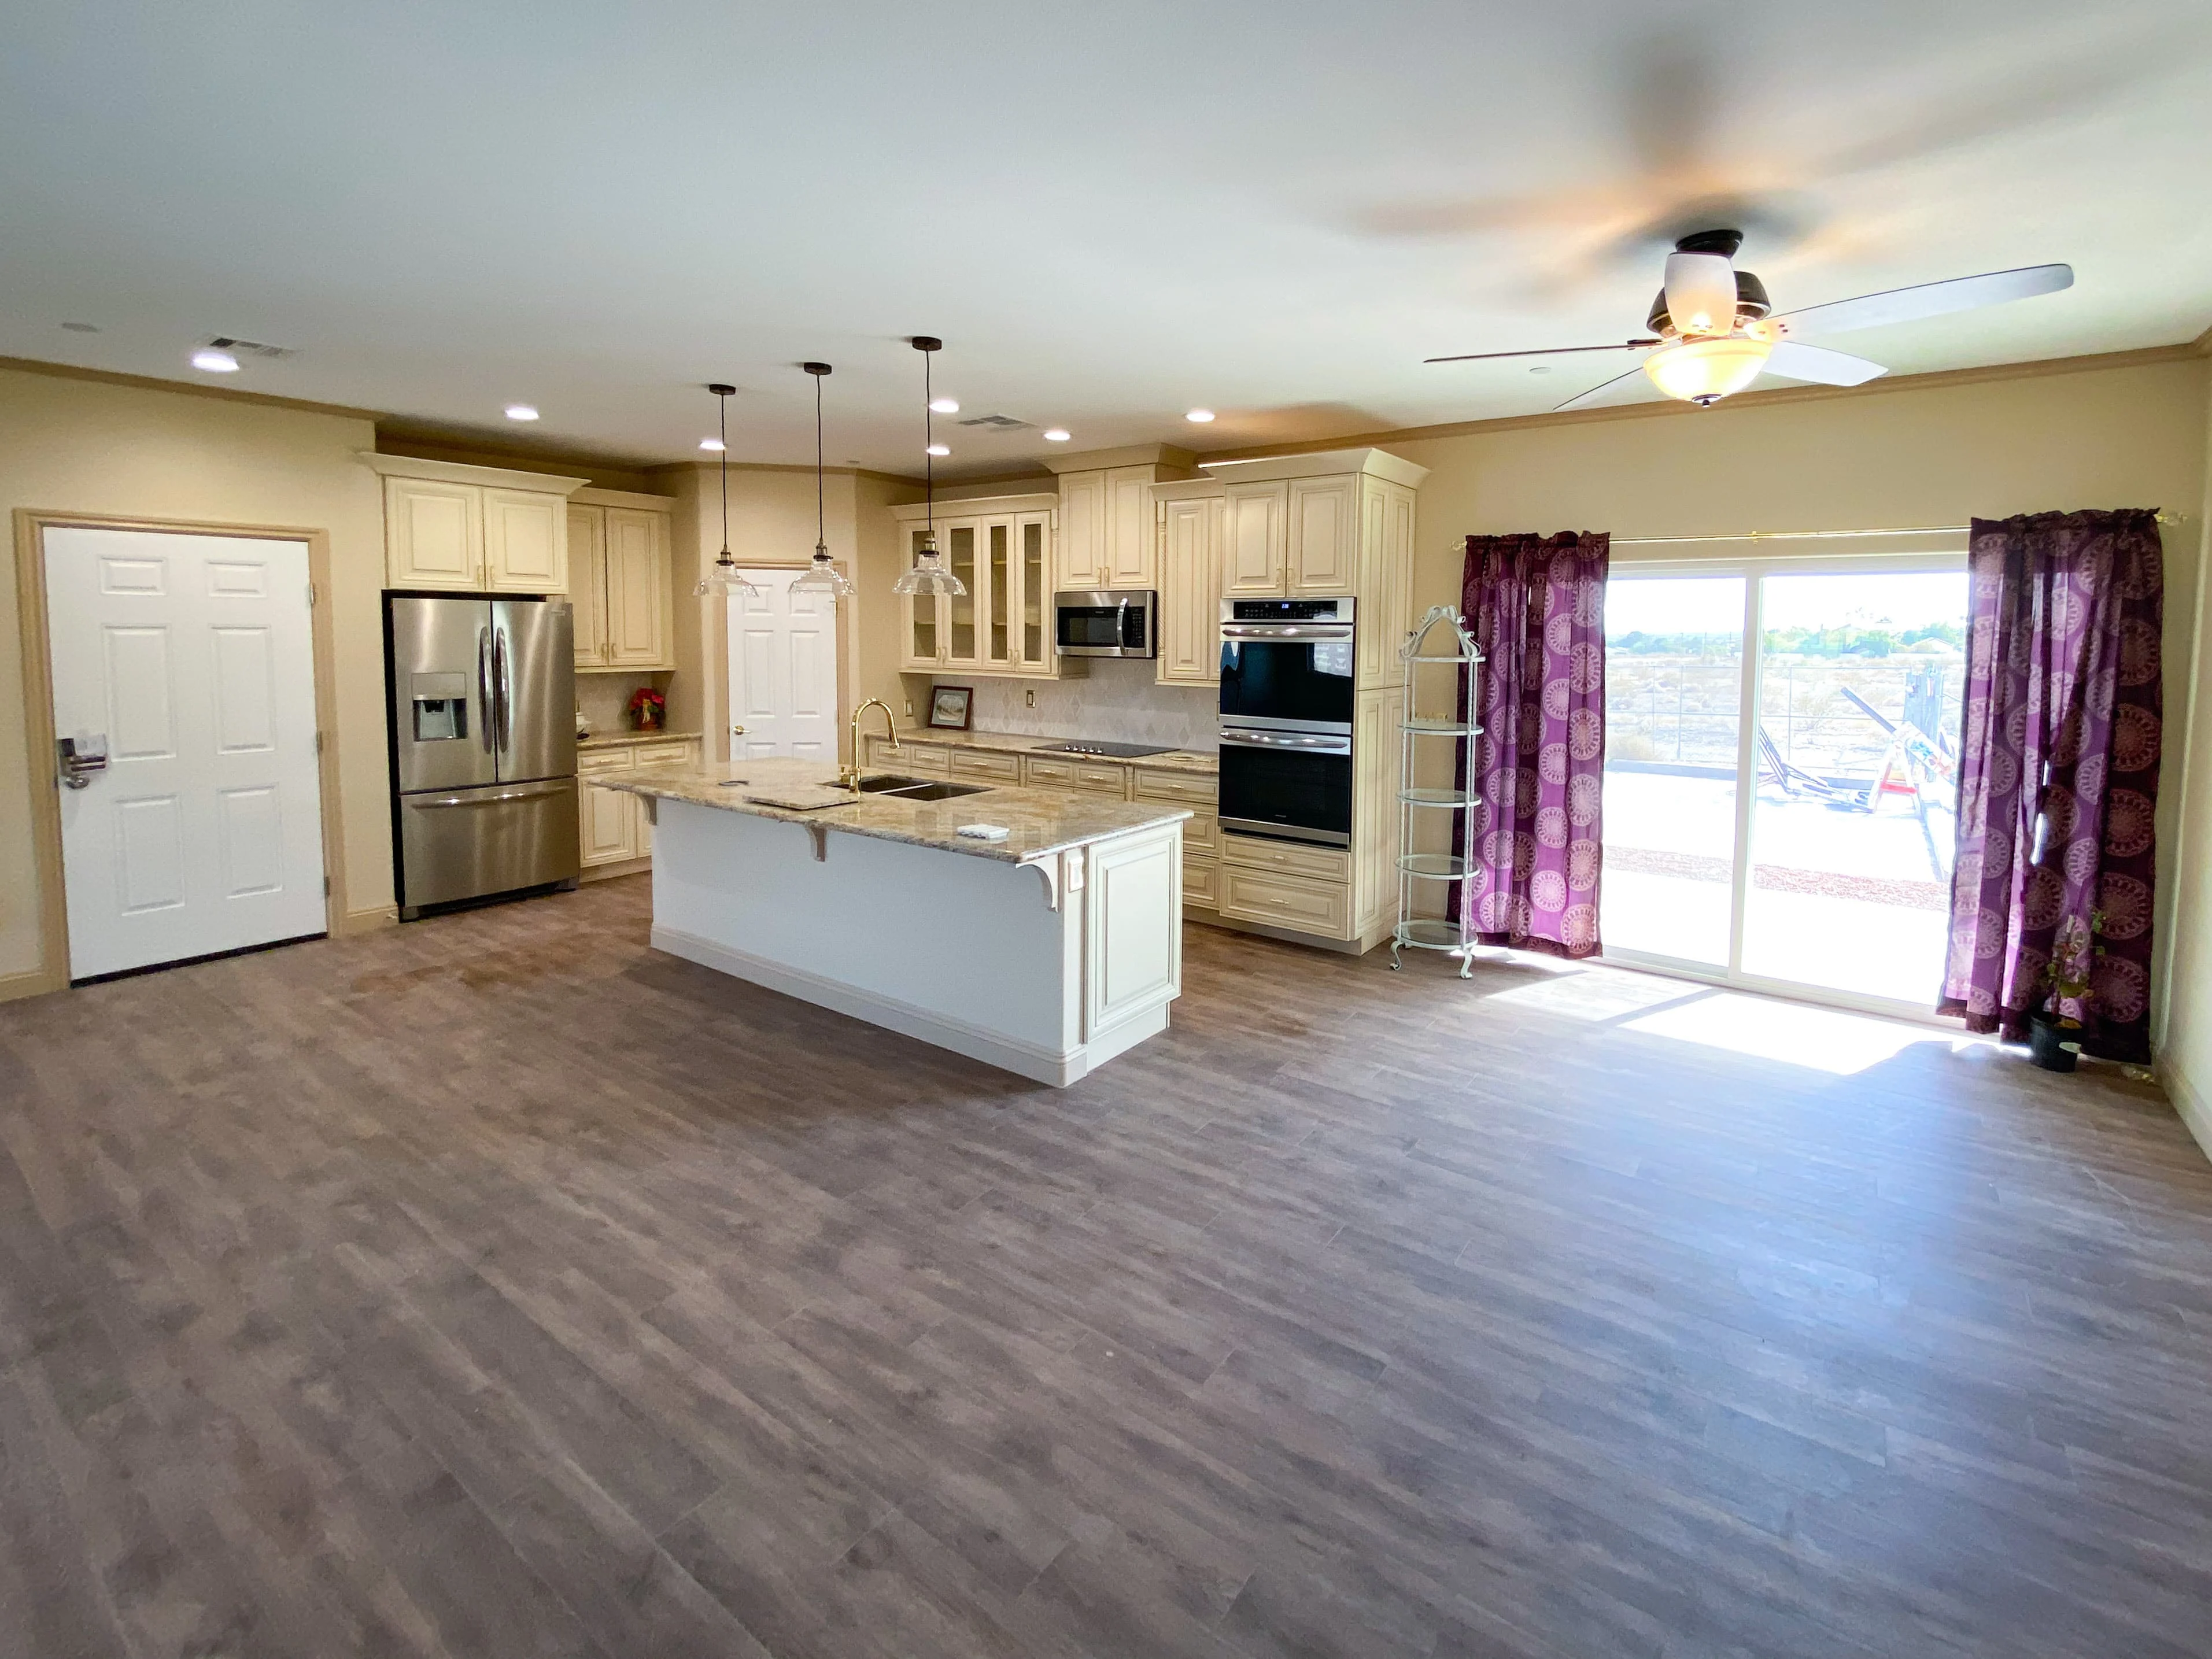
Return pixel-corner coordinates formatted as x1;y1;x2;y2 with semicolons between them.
1644;335;1773;406
1663;252;1741;342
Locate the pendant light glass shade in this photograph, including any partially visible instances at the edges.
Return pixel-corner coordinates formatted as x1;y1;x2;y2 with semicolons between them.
891;336;966;599
695;383;763;600
788;363;855;598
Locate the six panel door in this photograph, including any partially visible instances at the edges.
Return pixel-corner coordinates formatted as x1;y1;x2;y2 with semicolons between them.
45;527;328;980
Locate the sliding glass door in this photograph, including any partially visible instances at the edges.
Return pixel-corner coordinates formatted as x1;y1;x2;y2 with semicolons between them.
1601;556;1967;1018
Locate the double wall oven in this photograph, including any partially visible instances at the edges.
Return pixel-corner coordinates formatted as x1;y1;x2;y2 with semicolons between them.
1217;597;1354;847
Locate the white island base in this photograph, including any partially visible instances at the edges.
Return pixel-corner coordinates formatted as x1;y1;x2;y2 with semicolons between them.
647;797;1184;1086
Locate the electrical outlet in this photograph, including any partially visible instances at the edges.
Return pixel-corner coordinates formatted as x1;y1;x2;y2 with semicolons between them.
903;699;913;716
1025;689;1035;707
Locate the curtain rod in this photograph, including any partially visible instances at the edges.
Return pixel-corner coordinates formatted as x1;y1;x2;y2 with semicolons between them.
1612;512;2185;548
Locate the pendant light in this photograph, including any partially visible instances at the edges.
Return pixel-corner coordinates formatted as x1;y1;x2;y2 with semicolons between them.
695;382;763;599
788;361;854;598
891;336;966;598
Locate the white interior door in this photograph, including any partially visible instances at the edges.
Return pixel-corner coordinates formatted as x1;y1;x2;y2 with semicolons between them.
726;572;839;760
46;527;327;980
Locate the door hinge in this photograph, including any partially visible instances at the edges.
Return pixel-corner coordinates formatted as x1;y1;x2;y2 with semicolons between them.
315;731;324;756
306;581;316;608
323;875;331;896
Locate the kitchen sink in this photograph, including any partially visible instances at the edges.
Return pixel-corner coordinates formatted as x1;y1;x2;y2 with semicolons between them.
881;780;991;801
852;774;992;801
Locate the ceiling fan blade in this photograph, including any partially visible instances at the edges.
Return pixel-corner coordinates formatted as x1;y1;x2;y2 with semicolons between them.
1764;340;1888;387
1554;365;1653;412
1773;264;2073;337
1426;339;1658;365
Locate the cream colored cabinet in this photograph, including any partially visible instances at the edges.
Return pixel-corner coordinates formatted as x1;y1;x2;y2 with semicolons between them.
1286;475;1359;595
1223;482;1288;596
384;476;482;588
1354;479;1420;688
569;492;675;671
1155;490;1224;686
1105;465;1157;587
891;494;1058;677
483;488;567;593
1056;470;1107;590
578;736;697;876
1054;465;1161;592
367;455;587;593
567;506;607;671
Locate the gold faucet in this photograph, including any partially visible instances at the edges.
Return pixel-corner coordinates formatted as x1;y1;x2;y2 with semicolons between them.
842;699;900;789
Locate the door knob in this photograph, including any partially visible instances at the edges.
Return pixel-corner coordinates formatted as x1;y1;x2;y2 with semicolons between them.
731;724;747;735
56;735;108;789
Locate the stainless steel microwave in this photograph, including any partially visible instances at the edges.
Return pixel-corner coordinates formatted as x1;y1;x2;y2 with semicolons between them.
1055;590;1157;658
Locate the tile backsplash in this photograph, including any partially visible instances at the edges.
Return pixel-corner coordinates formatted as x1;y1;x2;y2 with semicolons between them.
940;661;1218;751
576;673;666;738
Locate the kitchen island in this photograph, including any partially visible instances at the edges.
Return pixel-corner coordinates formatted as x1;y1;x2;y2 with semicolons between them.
604;758;1190;1085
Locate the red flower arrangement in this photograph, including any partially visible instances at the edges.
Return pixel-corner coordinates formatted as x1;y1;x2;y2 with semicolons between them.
627;686;666;731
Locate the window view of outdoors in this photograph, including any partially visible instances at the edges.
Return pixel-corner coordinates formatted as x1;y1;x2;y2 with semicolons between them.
1601;577;1744;966
1602;567;1967;1008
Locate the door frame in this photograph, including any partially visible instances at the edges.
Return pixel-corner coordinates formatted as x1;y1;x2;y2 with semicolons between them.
10;509;348;997
711;563;853;767
1602;546;1970;1027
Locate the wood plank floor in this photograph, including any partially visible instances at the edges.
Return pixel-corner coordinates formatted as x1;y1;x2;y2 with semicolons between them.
3;874;2210;1658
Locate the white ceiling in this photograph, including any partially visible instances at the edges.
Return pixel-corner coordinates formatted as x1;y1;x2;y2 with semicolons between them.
3;1;2209;476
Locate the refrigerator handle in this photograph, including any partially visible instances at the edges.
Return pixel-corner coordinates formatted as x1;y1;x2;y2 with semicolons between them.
477;627;496;754
494;625;514;756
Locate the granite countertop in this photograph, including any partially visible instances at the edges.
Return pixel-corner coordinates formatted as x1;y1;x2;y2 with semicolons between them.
605;757;1191;865
884;727;1218;777
578;730;703;751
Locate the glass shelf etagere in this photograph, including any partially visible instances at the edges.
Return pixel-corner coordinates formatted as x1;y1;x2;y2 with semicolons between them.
1393;605;1484;977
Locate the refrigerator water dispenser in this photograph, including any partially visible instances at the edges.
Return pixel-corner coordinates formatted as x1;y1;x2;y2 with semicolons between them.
409;672;470;741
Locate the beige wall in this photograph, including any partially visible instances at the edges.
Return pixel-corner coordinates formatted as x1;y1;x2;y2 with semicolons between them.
0;367;392;987
2159;393;2212;1158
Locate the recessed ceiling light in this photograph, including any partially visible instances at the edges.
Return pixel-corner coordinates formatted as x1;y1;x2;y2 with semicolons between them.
699;437;725;452
929;397;960;414
925;443;951;457
191;348;240;374
62;322;99;333
505;404;540;422
1185;408;1215;423
1043;428;1071;442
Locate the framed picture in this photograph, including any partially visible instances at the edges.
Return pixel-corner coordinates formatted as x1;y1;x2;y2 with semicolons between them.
928;685;974;731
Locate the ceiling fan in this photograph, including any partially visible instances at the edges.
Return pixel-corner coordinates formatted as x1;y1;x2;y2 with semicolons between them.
1427;230;2073;411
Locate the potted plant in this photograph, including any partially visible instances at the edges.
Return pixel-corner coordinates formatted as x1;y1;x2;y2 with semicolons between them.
2028;911;2103;1073
627;685;666;733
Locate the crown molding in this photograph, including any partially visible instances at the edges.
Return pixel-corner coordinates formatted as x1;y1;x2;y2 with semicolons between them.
1190;339;2212;464
0;354;386;421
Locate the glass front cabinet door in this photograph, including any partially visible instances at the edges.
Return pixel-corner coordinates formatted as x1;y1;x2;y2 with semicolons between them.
943;522;979;669
901;526;945;669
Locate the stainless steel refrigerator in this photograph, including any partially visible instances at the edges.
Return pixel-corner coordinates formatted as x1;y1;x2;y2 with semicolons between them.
386;594;579;919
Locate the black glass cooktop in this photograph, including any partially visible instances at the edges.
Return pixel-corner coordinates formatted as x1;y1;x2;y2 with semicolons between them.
1035;739;1177;759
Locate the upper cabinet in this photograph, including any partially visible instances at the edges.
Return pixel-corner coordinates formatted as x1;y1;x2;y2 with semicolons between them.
1223;482;1287;596
1209;449;1428;616
570;490;677;672
1154;483;1225;686
364;454;588;594
892;494;1059;678
1045;447;1196;596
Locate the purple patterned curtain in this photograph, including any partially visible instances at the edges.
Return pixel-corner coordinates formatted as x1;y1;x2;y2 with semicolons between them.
1459;533;1609;958
1939;509;2163;1061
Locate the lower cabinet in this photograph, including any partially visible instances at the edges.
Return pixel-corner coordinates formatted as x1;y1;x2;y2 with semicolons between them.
578;737;699;875
1218;833;1353;940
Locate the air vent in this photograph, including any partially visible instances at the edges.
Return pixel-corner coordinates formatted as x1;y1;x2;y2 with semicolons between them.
957;413;1031;431
208;336;296;360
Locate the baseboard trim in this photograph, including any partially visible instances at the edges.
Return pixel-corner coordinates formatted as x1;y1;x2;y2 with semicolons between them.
2160;1055;2212;1165
337;905;398;936
0;966;67;1005
651;922;1088;1087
